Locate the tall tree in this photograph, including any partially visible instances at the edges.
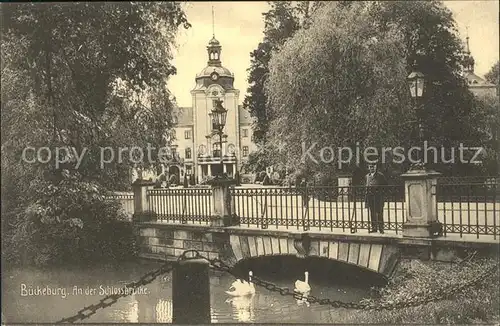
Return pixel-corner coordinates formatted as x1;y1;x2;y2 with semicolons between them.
1;2;190;265
265;1;483;181
485;61;499;85
242;1;322;174
243;2;300;145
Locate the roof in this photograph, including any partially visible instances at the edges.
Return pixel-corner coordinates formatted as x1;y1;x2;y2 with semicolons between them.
464;72;495;87
208;36;220;46
238;105;253;125
172;107;193;126
196;65;233;79
171;105;252;126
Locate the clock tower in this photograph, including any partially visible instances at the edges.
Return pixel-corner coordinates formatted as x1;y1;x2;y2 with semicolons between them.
190;33;240;180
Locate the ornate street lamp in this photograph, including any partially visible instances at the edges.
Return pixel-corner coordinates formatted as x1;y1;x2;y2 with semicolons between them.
407;66;426;165
211;99;227;176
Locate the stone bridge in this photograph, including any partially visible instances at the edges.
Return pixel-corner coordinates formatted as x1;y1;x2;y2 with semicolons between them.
135;223;497;279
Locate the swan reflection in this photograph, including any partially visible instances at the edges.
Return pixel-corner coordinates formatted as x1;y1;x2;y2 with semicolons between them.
155;298;172;323
225;295;255;322
126;294;139;322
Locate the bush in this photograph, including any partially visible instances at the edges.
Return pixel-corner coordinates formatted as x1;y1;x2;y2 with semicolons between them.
345;257;500;324
2;178;136;266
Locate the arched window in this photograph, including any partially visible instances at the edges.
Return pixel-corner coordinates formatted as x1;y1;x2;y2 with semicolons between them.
212;142;221;157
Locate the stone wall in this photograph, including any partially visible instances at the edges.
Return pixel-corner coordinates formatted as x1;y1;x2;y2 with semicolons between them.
135;223;401;278
134;223;498;280
136;225;227;262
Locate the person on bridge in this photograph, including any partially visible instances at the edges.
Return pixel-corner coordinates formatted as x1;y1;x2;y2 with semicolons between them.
365;163;387;234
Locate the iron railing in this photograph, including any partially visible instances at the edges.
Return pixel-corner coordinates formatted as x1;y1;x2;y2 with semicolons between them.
136;179;499;239
230;185;405;233
147;188;213;224
434;181;499;239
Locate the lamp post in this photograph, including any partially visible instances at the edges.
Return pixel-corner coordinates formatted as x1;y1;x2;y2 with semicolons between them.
401;64;442;238
211;99;228;177
407;66;426;167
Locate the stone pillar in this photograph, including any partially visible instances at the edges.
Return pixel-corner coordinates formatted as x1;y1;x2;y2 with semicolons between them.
132;179;155;220
209;177;237;227
198;164;203;179
402;168;442;237
223;163;227;174
337;174;352;201
208;164;212;177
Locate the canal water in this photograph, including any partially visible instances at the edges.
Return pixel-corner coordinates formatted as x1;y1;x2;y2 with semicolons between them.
2;257;384;323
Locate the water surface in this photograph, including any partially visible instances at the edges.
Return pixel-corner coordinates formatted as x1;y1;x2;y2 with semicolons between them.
2;257;381;323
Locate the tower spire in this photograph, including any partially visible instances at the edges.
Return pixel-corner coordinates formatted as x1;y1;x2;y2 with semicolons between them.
212;6;215;37
207;7;221;67
463;25;475;73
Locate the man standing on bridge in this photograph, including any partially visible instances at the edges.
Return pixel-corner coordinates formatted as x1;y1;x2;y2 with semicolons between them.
365;163;387;234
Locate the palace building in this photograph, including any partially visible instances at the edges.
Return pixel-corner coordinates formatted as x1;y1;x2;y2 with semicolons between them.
160;34;257;184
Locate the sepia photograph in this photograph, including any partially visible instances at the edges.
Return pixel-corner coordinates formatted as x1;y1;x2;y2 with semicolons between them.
1;1;499;324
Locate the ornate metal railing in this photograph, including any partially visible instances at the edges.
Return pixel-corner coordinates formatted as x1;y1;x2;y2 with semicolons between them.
136;178;499;238
434;181;499;239
147;188;213;224
230;185;405;233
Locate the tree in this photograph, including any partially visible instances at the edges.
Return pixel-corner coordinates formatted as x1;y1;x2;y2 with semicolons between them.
471;93;500;175
243;1;323;146
1;3;190;265
266;2;408;179
485;61;499;85
369;1;485;176
265;1;484;179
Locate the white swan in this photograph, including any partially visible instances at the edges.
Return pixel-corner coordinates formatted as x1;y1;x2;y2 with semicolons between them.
294;271;311;293
296;291;311;307
225;271;255;296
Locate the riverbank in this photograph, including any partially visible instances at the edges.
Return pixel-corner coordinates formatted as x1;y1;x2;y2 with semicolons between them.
345;255;500;324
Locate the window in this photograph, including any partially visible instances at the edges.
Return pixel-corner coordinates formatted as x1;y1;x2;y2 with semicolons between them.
242;146;249;157
185;148;192;159
242;128;248;138
212;143;221;157
184;130;191;139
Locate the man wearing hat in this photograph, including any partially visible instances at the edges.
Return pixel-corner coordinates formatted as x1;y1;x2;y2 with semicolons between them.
365;163;388;233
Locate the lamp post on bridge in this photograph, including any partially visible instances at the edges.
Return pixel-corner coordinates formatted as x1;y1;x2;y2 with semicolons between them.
211;100;227;177
402;61;442;238
407;65;426;167
208;99;237;227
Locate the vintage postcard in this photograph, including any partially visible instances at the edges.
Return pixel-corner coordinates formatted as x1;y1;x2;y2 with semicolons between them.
1;1;499;324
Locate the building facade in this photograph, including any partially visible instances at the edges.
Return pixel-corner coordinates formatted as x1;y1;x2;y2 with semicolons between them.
164;35;257;183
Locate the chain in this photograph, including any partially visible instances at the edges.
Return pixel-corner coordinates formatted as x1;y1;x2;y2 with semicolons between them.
199;252;499;311
55;261;175;324
56;250;499;323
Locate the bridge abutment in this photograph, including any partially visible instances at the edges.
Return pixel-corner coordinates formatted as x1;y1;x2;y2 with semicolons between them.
135;222;498;279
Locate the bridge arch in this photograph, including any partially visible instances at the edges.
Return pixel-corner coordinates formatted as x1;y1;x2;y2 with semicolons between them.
228;234;400;279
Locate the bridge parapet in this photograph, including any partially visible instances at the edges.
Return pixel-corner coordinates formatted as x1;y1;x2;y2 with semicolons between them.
136;223;402;278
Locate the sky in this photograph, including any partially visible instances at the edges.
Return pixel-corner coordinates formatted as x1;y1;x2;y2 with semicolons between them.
168;1;499;107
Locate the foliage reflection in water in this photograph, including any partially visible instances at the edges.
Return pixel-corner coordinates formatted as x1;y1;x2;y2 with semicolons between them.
2;257;383;323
